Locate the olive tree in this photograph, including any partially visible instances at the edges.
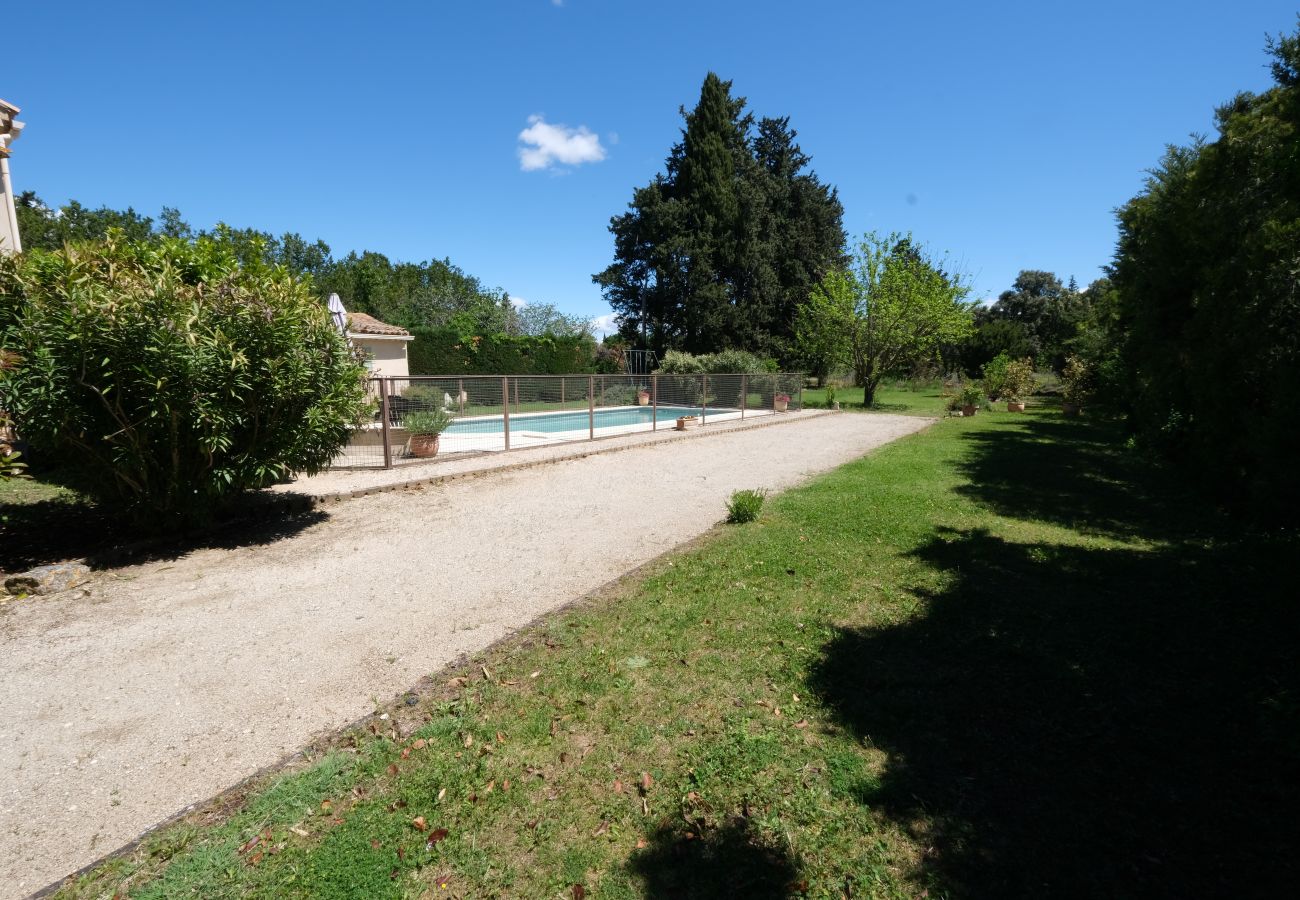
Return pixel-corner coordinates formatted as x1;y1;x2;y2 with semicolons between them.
797;232;974;405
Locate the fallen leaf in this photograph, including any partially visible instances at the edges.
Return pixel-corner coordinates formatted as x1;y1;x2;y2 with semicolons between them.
794;720;810;729
572;885;585;900
238;834;261;855
437;788;446;801
319;799;332;814
371;839;382;850
792;693;800;703
412;816;427;831
247;850;263;866
502;778;511;792
462;733;474;748
592;820;610;837
290;826;309;837
530;670;541;679
387;763;399;776
481;664;492;681
484;780;495;793
401;747;412;759
613;779;624;794
426;827;449;848
397;846;405;861
549;718;558;737
635;838;648;849
496;731;507;744
390;868;400;880
774;707;782;717
527;819;540;830
412;738;427;750
640;772;653;792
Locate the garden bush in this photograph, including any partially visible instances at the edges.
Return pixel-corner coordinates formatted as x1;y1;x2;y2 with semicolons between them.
407;328;595;376
0;234;368;526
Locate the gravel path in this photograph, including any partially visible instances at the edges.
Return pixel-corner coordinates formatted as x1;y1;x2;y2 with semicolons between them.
0;412;931;895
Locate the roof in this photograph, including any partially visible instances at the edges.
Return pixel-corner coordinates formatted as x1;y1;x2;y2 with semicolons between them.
346;312;410;337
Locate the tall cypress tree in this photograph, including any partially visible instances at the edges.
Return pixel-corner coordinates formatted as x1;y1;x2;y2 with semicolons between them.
594;73;845;361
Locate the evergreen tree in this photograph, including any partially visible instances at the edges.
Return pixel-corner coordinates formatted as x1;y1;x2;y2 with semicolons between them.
594;73;845;362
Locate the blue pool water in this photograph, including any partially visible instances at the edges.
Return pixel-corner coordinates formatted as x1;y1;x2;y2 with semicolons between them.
443;405;723;436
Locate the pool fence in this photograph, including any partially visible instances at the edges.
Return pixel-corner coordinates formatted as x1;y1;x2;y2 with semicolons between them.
337;373;805;469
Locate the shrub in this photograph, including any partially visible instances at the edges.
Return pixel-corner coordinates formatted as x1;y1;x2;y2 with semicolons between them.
407;328;596;376
1060;355;1094;407
1001;357;1037;403
725;488;767;524
0;234;368;526
980;353;1011;400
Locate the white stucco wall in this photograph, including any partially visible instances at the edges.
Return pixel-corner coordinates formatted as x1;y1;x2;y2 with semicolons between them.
352;335;411;380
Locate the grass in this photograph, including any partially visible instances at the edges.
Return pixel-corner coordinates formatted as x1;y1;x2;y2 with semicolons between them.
802;380;949;417
53;405;1300;898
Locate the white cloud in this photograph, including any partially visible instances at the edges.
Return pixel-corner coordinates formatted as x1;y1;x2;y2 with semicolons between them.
590;313;619;338
517;115;607;172
509;295;528;309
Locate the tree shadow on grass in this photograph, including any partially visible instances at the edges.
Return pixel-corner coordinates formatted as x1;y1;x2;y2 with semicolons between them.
0;490;327;573
951;414;1206;543
808;416;1300;897
628;819;802;899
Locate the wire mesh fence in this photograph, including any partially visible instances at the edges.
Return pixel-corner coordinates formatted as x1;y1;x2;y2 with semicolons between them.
334;372;805;468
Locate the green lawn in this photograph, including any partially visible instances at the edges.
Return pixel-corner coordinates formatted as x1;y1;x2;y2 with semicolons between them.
801;381;949;417
55;407;1299;898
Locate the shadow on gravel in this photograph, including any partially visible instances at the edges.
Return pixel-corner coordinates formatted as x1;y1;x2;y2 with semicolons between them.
0;491;326;573
629;820;801;899
809;415;1300;898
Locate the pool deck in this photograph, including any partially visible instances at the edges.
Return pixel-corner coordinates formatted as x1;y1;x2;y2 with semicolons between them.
279;407;827;501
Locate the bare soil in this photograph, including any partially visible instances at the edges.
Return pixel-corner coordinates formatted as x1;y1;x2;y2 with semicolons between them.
0;412;930;895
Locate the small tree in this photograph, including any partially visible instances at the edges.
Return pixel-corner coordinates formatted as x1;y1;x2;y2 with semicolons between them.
798;232;974;406
0;234;368;526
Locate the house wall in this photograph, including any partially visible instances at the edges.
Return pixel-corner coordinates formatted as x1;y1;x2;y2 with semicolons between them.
355;337;410;380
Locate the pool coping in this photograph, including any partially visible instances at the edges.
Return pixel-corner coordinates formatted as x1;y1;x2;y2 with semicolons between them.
277;408;835;503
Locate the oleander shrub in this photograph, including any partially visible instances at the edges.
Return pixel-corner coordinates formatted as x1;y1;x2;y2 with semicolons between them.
0;234;368;526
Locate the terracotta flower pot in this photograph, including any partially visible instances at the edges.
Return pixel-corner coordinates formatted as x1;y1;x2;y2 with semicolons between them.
408;433;440;458
1006;401;1026;413
962;405;978;417
675;415;698;431
774;398;789;412
637;391;650;406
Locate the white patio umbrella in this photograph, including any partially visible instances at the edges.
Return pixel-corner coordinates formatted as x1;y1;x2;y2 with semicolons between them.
327;292;348;334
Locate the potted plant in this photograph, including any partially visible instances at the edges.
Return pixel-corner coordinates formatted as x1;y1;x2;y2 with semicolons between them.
402;408;453;458
957;383;984;417
675;414;698;431
1002;357;1035;412
1060;355;1092;417
774;392;790;412
637;387;651;406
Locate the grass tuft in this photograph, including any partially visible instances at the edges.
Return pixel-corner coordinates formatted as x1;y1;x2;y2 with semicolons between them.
725;488;767;524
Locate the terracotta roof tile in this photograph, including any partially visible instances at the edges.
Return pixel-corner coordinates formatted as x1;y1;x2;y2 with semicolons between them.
346;312;410;336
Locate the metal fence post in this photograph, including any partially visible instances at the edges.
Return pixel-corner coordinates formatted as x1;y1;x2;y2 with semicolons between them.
502;376;511;452
798;378;803;412
652;373;658;432
741;374;747;420
379;378;393;469
561;377;565;407
700;374;707;424
588;374;595;441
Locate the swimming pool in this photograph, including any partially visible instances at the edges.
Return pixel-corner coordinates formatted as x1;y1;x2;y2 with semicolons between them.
443;404;717;436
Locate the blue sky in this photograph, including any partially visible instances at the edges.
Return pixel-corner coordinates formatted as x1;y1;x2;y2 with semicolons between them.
6;1;1294;329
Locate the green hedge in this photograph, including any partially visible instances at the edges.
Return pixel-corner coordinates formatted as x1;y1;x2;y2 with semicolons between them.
407;328;596;376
